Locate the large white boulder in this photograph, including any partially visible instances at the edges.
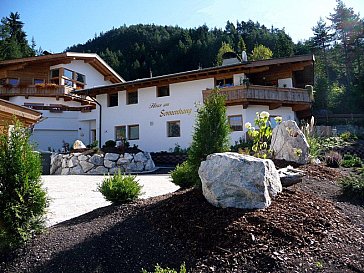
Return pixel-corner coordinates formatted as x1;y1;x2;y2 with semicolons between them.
73;140;86;150
199;152;282;209
270;120;309;165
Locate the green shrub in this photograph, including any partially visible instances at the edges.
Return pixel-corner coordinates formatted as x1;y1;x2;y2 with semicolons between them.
142;263;186;273
325;150;342;168
170;161;196;188
306;135;323;159
87;140;99;149
98;171;142;203
104;139;116;148
0;120;47;251
341;153;363;168
187;89;231;187
340;131;357;142
340;173;364;199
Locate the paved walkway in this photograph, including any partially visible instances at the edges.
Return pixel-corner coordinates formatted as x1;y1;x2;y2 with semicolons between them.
42;174;179;227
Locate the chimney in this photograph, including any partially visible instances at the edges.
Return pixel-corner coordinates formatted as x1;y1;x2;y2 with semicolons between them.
241;51;248;62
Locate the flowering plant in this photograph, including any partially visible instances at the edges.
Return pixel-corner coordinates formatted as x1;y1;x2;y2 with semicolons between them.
245;111;282;159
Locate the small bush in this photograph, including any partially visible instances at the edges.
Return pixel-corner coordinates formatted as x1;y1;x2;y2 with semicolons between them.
325;151;342;168
142;263;186;273
98;171;142;203
340;131;357;142
170;161;197;188
0;120;47;251
341;153;363;168
104;139;116;148
340;173;364;199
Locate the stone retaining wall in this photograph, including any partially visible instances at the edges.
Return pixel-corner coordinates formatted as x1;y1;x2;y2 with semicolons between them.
50;152;155;175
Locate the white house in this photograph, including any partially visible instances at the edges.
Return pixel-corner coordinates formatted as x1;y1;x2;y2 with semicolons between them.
75;54;314;152
0;52;124;151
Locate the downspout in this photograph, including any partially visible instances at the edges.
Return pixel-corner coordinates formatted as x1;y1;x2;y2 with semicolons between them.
89;96;102;149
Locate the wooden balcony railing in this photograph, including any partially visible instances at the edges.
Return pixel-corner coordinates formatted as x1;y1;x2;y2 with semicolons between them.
23;104;95;112
0;85;69;97
203;85;312;109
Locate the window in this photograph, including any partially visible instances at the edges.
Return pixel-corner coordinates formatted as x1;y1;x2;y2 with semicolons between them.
50;69;59;78
90;129;97;143
49;68;86;89
8;78;19;86
115;126;126;140
63;69;73;79
167;121;181;137
128;125;139;140
228;115;243;131
23;103;44;109
108;93;118;107
157;85;170;97
127;91;138;105
34;79;45;85
216;77;233;87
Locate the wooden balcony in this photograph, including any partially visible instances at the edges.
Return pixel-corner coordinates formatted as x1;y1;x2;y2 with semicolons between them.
0;85;69;98
203;85;312;112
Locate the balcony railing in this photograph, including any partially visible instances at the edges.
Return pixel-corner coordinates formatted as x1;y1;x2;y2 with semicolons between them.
0;85;69;97
203;84;312;107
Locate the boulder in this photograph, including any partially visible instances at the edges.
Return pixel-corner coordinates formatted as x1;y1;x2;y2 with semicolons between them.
79;160;94;173
278;166;305;187
124;153;134;161
109;167;124;174
104;159;115;169
78;154;88;162
270;120;309;165
68;156;78;168
199;152;282;209
88;166;108;175
89;154;104;166
61;167;70;175
134;152;147;162
104;153;119;161
117;157;131;165
73;140;86;150
144;159;155;171
69;165;84;175
50;154;62;175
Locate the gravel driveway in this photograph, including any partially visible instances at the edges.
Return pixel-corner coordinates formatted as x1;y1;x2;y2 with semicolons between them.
42;174;179;226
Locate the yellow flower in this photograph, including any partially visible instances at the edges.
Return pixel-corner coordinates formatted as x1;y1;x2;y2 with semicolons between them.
245;122;252;129
274;116;282;123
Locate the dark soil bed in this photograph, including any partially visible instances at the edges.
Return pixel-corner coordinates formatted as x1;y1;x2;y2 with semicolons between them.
0;164;363;273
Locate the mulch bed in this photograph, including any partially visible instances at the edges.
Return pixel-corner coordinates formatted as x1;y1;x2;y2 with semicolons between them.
0;164;363;273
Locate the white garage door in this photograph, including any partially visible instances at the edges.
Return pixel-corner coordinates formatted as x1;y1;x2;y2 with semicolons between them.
30;130;78;152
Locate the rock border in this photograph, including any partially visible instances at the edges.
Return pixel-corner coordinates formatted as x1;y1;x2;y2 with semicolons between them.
50;152;155;175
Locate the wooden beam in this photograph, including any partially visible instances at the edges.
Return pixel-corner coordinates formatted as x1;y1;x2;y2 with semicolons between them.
292;104;310;112
269;103;282;110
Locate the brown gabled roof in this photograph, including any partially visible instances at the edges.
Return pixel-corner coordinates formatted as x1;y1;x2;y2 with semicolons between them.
73;54;315;96
0;99;42;127
0;52;125;84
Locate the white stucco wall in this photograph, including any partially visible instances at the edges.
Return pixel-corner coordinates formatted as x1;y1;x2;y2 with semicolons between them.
9;96;97;151
98;78;215;151
95;76;297;152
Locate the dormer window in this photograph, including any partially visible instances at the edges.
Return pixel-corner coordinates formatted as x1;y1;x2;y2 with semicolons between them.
50;68;86;89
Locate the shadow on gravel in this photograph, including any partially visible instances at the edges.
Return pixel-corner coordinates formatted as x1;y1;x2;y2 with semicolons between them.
31;204;192;273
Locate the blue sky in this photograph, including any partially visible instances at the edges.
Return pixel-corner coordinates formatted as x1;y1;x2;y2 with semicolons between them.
1;0;364;53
